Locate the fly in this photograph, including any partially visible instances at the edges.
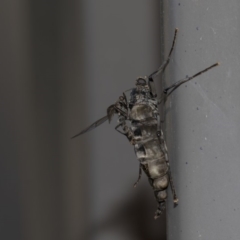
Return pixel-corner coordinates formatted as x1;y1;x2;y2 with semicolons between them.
72;29;219;219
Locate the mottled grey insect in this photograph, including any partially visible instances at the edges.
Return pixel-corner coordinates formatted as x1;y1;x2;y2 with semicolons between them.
72;29;219;219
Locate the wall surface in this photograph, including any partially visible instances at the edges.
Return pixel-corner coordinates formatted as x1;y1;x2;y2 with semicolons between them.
0;1;167;240
78;2;165;240
163;1;240;240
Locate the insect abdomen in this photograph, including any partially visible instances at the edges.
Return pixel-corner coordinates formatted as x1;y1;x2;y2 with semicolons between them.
134;140;168;180
133;123;169;216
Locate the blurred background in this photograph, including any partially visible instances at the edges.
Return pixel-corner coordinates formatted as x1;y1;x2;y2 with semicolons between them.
0;1;166;240
2;0;240;240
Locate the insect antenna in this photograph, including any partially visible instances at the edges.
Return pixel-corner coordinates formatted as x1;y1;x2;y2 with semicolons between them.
148;28;178;98
149;28;178;79
159;62;219;104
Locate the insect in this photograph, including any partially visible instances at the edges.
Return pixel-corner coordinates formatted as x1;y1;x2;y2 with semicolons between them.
72;29;219;219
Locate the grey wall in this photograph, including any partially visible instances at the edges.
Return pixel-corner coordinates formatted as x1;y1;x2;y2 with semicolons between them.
163;1;240;240
2;1;237;239
77;2;165;240
0;1;166;240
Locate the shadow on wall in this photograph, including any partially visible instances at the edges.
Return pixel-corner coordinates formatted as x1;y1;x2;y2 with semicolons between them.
84;187;166;240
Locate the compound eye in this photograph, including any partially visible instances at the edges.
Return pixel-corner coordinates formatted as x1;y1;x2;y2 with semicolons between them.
137;78;146;85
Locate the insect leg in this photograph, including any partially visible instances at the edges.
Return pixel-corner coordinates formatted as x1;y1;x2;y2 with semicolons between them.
133;164;142;188
115;123;125;135
122;92;128;105
114;106;127;118
122;92;129;117
168;169;179;204
148;28;178;97
159;62;219;104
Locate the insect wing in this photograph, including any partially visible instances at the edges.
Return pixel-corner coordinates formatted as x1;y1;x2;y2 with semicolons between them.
71;115;108;139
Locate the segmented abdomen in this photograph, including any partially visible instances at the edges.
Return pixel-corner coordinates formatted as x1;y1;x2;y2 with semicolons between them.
129;104;169;211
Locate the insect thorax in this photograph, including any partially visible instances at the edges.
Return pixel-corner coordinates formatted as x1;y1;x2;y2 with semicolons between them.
129;88;158;121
